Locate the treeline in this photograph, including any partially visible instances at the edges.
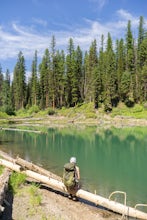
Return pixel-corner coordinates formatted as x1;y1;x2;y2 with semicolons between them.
0;16;147;115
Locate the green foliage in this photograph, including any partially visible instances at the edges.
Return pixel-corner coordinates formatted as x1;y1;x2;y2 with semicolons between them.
28;105;40;114
0;166;4;175
16;108;28;117
1;17;147;113
0;111;9;118
111;103;147;119
4;107;15;116
47;108;56;115
125;98;134;107
28;183;42;206
9;172;26;193
85;112;97;118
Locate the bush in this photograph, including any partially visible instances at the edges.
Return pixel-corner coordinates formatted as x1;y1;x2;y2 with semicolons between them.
47;108;56;115
16;108;28;117
5;107;16;116
9;172;26;193
28;183;42;206
28;105;40;114
0;166;4;175
0;111;8;118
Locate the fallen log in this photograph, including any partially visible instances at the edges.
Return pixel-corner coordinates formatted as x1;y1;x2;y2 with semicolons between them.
0;158;147;219
0;168;11;214
0;159;65;191
0;150;16;163
0;151;61;181
15;156;62;181
1;128;42;133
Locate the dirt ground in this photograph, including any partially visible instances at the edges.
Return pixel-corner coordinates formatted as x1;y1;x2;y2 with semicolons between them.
1;181;121;220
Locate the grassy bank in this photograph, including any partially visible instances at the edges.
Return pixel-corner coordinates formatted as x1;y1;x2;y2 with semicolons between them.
0;102;147;129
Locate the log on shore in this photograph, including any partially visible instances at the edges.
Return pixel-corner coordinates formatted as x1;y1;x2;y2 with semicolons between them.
0;151;61;181
0;158;147;219
0;168;11;213
0;150;16;163
15;156;62;181
1;128;42;133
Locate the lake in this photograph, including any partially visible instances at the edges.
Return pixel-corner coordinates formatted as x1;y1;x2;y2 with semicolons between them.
0;125;147;210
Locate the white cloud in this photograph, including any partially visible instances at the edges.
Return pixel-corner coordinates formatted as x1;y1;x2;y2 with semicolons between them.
32;18;47;27
89;0;108;10
0;10;146;64
117;9;140;28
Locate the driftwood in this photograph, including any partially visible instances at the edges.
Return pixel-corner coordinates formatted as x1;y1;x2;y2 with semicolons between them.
0;150;16;163
0;168;11;213
1;128;42;133
16;156;62;181
0;158;147;219
0;151;61;181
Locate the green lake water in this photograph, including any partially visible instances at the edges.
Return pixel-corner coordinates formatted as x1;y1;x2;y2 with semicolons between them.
0;126;147;210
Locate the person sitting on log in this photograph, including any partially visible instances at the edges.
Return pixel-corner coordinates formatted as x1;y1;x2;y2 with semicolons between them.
63;157;80;201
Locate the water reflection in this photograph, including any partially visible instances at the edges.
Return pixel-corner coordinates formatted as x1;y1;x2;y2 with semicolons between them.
0;126;147;207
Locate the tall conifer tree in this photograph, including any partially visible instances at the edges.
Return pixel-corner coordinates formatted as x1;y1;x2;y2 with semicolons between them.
39;49;51;109
0;65;3;107
30;50;39;106
12;51;26;110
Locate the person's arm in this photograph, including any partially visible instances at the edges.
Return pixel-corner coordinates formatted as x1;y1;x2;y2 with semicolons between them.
76;166;80;180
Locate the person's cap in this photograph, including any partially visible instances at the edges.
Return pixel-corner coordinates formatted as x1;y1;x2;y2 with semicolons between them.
70;157;76;164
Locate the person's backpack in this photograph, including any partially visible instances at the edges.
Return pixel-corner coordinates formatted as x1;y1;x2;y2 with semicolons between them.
63;163;76;188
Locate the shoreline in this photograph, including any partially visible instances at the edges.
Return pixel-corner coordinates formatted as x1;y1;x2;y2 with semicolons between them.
1;114;147;129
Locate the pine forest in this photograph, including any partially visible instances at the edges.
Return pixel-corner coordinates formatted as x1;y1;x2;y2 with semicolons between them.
0;16;147;115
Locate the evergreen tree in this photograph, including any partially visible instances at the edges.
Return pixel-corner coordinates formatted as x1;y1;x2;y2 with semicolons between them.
84;39;98;103
139;35;147;68
39;48;51;109
65;38;75;107
72;45;83;105
1;17;147;111
120;71;131;104
125;20;135;104
95;35;105;108
126;20;135;72
54;50;65;107
141;60;147;102
138;16;145;68
12;51;26;110
30;50;39;106
50;35;57;109
0;65;3;107
83;51;89;101
104;33;117;111
115;38;125;98
1;69;13;114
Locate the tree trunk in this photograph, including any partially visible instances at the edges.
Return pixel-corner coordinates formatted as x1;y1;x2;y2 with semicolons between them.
16;157;62;181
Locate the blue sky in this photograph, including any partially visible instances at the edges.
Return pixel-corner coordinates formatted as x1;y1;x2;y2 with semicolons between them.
0;0;147;74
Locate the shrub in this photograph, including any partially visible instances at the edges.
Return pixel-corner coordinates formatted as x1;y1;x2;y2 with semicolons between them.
0;111;8;119
28;183;42;206
16;108;28;117
0;166;4;175
28;105;40;114
9;172;26;193
47;108;56;115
